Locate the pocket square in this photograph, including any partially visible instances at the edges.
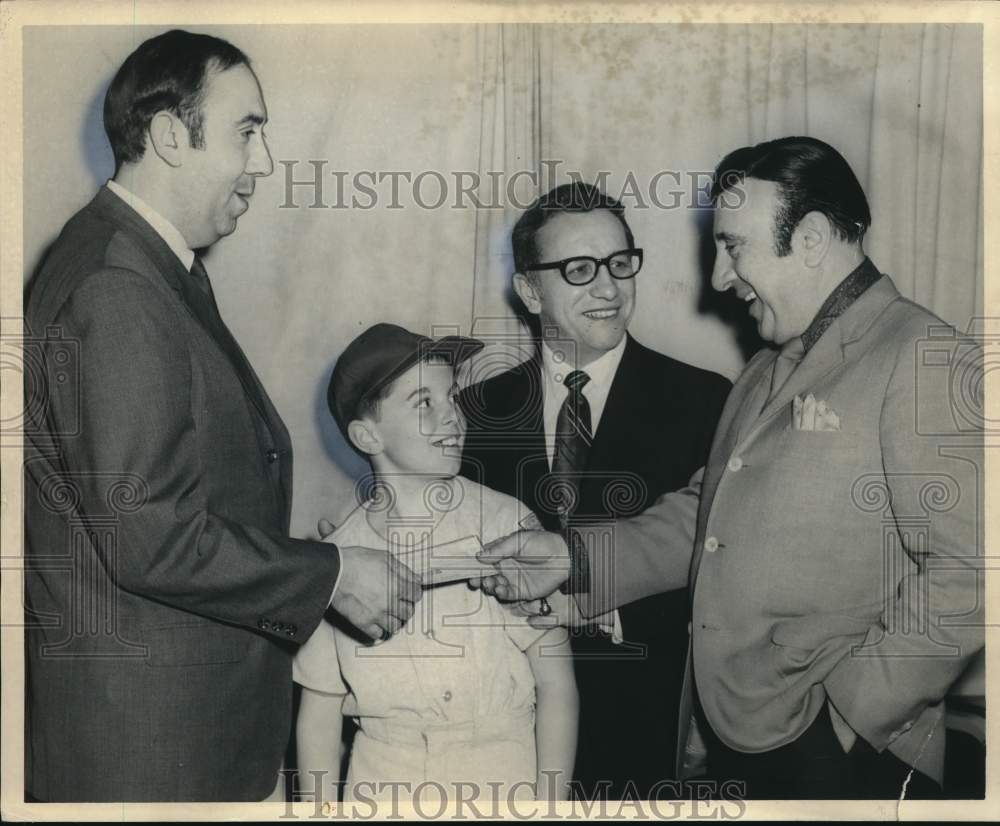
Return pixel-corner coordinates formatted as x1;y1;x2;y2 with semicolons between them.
792;393;841;431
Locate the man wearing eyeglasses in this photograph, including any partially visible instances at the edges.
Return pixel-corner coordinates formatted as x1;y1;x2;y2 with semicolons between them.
460;182;730;800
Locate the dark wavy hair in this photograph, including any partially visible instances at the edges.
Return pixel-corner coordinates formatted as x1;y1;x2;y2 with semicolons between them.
711;136;871;256
511;182;635;274
103;29;250;171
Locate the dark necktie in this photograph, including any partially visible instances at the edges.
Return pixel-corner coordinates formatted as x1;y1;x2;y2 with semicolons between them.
190;255;213;297
185;257;267;423
551;370;592;525
187;256;238;349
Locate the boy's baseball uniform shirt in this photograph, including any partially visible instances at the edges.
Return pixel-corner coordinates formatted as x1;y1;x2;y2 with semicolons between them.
294;477;548;800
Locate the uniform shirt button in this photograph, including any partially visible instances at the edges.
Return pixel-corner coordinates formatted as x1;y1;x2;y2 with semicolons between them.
727;456;744;472
442;690;452;702
266;449;279;463
258;619;270;631
704;536;719;553
287;625;297;637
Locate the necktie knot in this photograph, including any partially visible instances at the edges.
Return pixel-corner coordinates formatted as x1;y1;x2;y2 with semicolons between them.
564;370;590;395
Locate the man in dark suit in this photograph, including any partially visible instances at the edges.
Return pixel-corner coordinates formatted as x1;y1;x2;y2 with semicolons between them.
23;29;421;802
460;183;730;799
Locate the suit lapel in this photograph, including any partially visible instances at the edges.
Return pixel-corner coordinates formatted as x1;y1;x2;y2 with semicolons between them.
688;274;902;593
583;336;640;480
749;322;845;435
691;333;845;587
93;188;292;512
734;274;899;452
99;190;279;432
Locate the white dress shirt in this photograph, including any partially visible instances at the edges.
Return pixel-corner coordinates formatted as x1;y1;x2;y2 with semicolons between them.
540;334;627;468
106;179;195;271
540;336;627;640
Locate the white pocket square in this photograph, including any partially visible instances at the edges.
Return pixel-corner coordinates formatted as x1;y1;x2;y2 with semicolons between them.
792;393;841;431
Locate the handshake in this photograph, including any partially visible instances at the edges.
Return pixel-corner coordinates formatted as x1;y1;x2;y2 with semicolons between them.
321;518;574;642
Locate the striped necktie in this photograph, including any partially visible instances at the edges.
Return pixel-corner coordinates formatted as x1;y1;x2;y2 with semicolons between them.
551;370;592;524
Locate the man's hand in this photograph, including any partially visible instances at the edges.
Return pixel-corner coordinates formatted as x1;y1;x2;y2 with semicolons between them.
331;546;423;642
521;591;588;630
317;518;336;541
474;529;570;601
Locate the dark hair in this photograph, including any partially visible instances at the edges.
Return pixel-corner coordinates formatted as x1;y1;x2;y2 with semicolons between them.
710;136;871;256
103;29;250;170
511;182;635;274
354;352;453;424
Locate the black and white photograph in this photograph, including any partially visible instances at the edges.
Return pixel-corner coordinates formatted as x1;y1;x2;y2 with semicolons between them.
1;1;993;820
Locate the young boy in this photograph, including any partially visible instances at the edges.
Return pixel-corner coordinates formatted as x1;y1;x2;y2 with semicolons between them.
294;323;578;804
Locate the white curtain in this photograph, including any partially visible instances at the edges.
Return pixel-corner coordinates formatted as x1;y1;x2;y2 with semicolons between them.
22;23;983;536
466;24;543;381
540;23;983;379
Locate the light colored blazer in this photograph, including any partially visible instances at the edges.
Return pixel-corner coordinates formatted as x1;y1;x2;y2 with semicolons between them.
578;273;984;784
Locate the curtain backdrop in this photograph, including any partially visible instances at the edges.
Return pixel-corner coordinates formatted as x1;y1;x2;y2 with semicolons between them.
22;23;983;538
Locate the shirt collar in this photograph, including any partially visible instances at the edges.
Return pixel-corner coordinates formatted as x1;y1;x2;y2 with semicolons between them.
540;334;627;392
800;256;882;353
106;179;196;271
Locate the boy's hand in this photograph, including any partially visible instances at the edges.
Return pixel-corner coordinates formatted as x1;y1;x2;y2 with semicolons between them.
475;529;569;601
331;546;423;642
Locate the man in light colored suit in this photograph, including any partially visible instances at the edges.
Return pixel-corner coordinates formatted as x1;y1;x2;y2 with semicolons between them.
479;136;984;798
24;29;421;801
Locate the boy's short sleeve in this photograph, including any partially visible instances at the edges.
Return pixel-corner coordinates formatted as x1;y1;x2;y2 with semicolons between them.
498;600;551;652
475;487;551;650
293;617;348;695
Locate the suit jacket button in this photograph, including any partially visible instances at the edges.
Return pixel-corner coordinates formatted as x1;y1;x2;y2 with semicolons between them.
266;449;279;463
727;456;744;472
704;536;719;553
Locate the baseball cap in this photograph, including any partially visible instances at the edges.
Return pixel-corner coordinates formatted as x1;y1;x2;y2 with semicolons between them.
328;323;484;437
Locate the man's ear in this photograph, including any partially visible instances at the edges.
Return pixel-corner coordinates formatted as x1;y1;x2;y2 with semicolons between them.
147;111;185;169
347;419;383;456
794;211;832;268
512;272;542;315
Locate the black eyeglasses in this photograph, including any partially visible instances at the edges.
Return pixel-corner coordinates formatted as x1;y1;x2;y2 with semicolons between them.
524;248;643;286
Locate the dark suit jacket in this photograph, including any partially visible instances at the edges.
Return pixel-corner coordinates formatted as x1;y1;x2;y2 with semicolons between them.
460;333;730;789
23;187;340;801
